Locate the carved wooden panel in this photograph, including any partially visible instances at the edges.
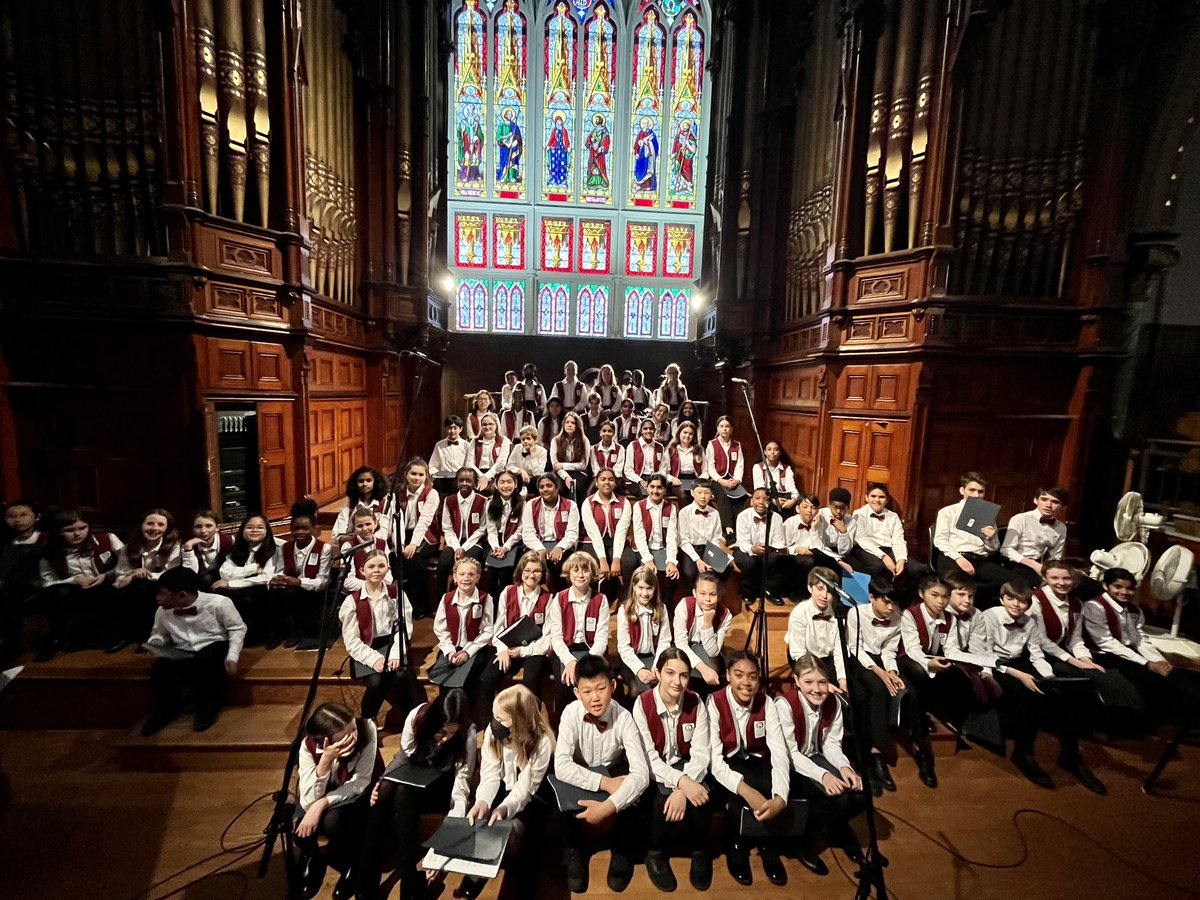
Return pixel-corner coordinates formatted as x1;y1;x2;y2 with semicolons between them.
767;365;823;411
196;224;282;280
308;349;368;394
834;364;912;413
202;283;285;323
207;340;253;390
309;299;368;345
762;410;821;495
853;270;908;303
307;399;368;503
252;342;291;391
769;320;830;359
829;418;912;509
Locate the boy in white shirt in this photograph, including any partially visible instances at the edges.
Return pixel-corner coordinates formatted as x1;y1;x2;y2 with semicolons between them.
428;416;470;495
783;567;848;690
933;471;1009;605
733;488;790;604
676;479;728;590
505;425;550;495
1000;486;1069;588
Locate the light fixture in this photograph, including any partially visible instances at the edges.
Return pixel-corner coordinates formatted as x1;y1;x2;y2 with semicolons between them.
690;290;706;310
438;272;456;293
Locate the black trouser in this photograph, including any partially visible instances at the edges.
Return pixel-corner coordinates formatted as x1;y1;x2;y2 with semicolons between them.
787;550;845;598
561;770;639;861
220;585;270;645
432;647;494;725
357;636;416;720
559;471;593;505
358;775;452;900
579;538;638;606
789;765;865;833
710;485;744;537
718;754;778;852
641;778;713;854
1093;653;1200;723
1045;656;1140;734
35;582;117;648
295;791;371;873
994;656;1083;759
846;547;931;598
553;645;588;715
733;549;790;602
848;657;894;754
398;537;439;617
620;552;678;607
619;653;657;700
113;579;160;645
150;640;229;719
478;652;551;712
677;545;732;600
477;785;548;896
435;544;487;602
268;584;326;640
1000;559;1044;589
898;657;990;745
935;553;1010;608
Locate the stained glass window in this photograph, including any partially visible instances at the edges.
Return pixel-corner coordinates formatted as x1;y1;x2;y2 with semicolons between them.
493;214;526;268
453;0;488;199
666;10;702;209
455;212;488;267
493;280;526;333
456;278;489;331
537;281;571;334
579;219;611;273
658;287;689;338
577;283;609;336
542;3;578;201
494;1;528;200
580;3;616;205
662;222;693;277
624;285;654;337
541;216;574;271
626;222;657;275
628;8;665;206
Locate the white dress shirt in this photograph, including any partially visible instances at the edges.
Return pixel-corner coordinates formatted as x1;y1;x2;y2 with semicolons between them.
783;512;852;557
612;414;641;443
181;535;223;576
433;587;494;658
428;437;471;479
775;694;852;784
899;604;951;676
632;688;712;789
735;508;788;553
617;605;673;674
623;439;666;482
470;436;510;481
1029;588;1091;661
146;591;247;662
554;700;650;811
752;463;797;499
934;500;1000;559
1001;509;1067;564
579;493;632;562
505;443;549;481
632;499;679;565
394;705;476;817
969;606;1053;677
784;600;847;679
676;502;723;561
706;688;791;800
845;605;901;672
553;378;587;412
672;599;731;667
218;544;282;587
485;497;523;553
338;587;414;669
298;719;378;811
491;584;551;657
284;539;332;591
474;730;554;819
394;488;440;545
39;533;125;586
549;433;593;478
704;439;745;483
1082;593;1166;665
441;491;487;552
851;505;908;562
332;498;391;542
590;440;626;476
115;540;183;580
519;497;580;552
545;588;610;665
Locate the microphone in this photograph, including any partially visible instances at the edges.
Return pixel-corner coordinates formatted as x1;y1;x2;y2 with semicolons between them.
339;538;377;557
730;377;750;385
399;349;443;367
811;570;855;608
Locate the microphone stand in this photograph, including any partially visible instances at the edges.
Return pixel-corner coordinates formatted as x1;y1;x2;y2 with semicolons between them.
258;541;362;894
734;378;778;680
813;572;890;900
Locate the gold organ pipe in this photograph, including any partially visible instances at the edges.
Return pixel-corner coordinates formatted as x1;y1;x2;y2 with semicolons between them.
244;0;270;226
909;0;939;249
864;1;895;254
883;0;916;253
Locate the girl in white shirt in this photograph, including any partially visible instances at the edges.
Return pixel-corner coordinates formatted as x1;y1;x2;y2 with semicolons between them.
36;509;123;659
594;363;622;412
550;411;593;501
666;421;705;500
338;550;414;720
705;415;747;537
460;685;556;899
484;470;524;593
111;508;183;652
213;514;280;645
672;398;704;443
617;567;674;699
331;465;390;545
480;549;553;703
465;389;496;439
752;441;799;516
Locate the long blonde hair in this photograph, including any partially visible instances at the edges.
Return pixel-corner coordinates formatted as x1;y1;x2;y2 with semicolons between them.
487;684;555;766
624;565;667;629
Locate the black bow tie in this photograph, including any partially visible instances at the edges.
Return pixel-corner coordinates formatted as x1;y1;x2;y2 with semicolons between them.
1039;516;1056;526
871;618;891;627
583;713;608;733
522;450;531;457
955;612;972;622
1004;620;1025;631
448;440;460;446
695;510;710;517
871;513;886;520
812;613;832;622
173;606;199;618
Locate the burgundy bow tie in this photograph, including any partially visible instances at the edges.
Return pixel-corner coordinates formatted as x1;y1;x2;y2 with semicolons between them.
936;621;951;634
448;440;460;446
796;523;810;531
871;618;891;627
871;513;886;520
583;713;608;733
955;612;972;622
695;510;710;518
173;606;199;618
1039;516;1056;526
1004;620;1025;631
812;613;832;622
754;516;765;524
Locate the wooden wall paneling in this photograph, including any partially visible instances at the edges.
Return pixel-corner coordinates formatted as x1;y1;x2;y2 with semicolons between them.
251;341;291;391
206;339;254;390
337;401;367;479
203;402;222;514
256;400;295;520
308;402;339;500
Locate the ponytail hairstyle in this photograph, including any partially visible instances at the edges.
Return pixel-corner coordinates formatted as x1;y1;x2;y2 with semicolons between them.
228;514;276;567
411;689;473;769
487;684;555;766
290;498;320;527
654;646;692;674
124;508;180;567
624;565;667;630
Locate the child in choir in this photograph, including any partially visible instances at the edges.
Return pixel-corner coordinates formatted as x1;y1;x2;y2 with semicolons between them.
844;578;904;795
111;508;183;652
267;499;331;647
612;397;641;444
706;651;794;887
358;689;477;900
632;648;714;892
435;467;488;598
331;465;390;545
500;369;519;411
849;483;912;581
465;388;496;439
499;402;537;443
505;425;549;494
429;416;471;495
393;457;441;619
0;501;43;666
341;507;391;595
554;653;651;894
617;567;674;699
579;467;634;595
294;702;382;899
141;566;246;735
594;363;622;412
550;411;593;501
970;581;1106;792
432;557;494;723
627;474;681;594
675;479;728;589
459;684;556;900
898;576;988;788
182;510;233;590
553;359;588;413
752;441;798;516
785;493;853;591
484;470;524;593
626;368;652;411
517;362;547;414
213;514;280;645
582;391;610;443
1083;567;1200;725
673;573;731;691
520;473;580;586
666;421;705;500
338;549;414;721
818;488;857;572
1000;486;1069;588
624;418;667;498
649;402;674;444
537;396;566;446
590;420;626;485
784;567;848;689
655;363;689;413
776;654;865;867
468;412;509;491
706;415;746;535
546;551;610;712
480;550;553;702
36;510;123;659
672;398;704;443
943;572;983;653
933;471;1009;604
733;488;790;604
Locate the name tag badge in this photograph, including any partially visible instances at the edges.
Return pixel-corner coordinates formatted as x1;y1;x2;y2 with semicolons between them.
99;551;112;563
731;450;738;462
681;723;695;741
471;513;480;524
534;612;545;625
560;510;569;522
753;719;766;739
585;617;597;630
471;605;483;619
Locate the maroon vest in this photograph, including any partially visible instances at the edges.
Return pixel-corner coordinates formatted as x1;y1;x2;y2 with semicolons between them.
594;443;622;470
442;590;489;647
531;497;572;542
473;436;507;468
1035;587;1080;646
192;533;234;571
1083;596;1127;654
682;596;730;637
351;584;399;643
588;496;621;538
637;499;673;546
283;538;327;579
445;492;488;541
709;439;741;479
48;532;118;579
638;689;700;758
557;590;606;646
711;688;768;757
782;689;838;754
302;718;385;788
906;605;951;655
503;584;552;628
630;440;664;474
627;607;666;652
399;486;440;543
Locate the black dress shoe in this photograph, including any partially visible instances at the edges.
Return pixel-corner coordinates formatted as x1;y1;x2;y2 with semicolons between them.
689;851;712;891
727;845;752;886
1012;752;1054;789
766;595;786;607
1059;756;1107;795
332;867;355;900
264;635;282;650
563;847;588;893
872;756;896;792
829;822;863;863
759;846;788;885
105;639;131;654
607;850;634;892
915;751;938;788
300;852;327;899
193;709;219;732
793;844;828;877
645;850;677;892
458;875;487;899
140;710;178;737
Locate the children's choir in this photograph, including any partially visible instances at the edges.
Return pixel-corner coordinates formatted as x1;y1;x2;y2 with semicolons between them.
4;360;1200;897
